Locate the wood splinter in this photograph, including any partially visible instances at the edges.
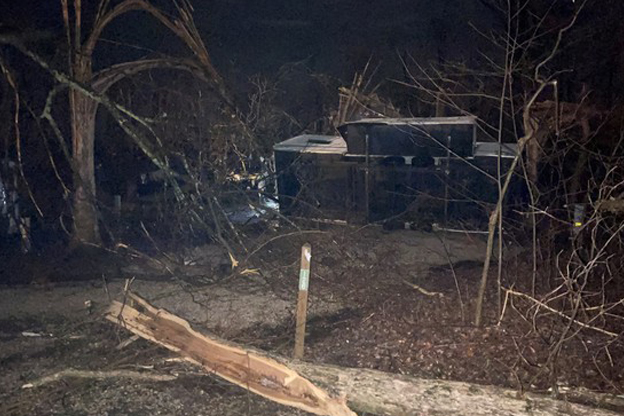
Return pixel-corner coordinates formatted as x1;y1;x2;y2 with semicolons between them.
105;292;355;416
105;293;623;416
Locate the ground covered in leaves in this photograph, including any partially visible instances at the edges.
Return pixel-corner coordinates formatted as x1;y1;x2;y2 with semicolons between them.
0;226;623;415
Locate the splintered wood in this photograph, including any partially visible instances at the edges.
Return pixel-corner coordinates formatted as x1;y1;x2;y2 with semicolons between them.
105;293;355;416
105;293;623;416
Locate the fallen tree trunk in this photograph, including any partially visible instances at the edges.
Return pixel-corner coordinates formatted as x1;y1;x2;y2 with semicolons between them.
105;293;622;416
106;293;355;416
288;362;622;416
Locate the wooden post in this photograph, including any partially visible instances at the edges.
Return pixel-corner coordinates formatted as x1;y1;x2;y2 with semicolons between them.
364;133;370;223
294;243;312;360
114;194;121;216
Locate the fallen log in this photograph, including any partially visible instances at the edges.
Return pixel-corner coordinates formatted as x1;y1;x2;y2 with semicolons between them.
105;293;622;416
105;293;355;416
287;362;623;416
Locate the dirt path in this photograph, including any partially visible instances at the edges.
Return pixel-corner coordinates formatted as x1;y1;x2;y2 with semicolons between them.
0;277;345;333
0;277;342;416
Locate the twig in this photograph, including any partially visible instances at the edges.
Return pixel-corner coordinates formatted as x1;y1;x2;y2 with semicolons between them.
0;56;44;218
497;285;511;326
102;274;112;303
403;280;444;298
22;369;176;389
503;287;619;337
434;232;465;322
245;230;327;263
116;334;140;350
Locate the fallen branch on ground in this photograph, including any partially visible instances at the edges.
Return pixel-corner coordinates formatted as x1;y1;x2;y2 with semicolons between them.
503;288;619;337
21;369;177;389
116;334;140;350
105;293;355;416
104;292;624;416
403;280;444;297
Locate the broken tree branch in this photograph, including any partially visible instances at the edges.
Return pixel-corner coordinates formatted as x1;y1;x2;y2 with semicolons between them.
21;369;177;389
105;292;622;416
503;288;620;337
105;293;355;416
92;58;207;93
403;280;444;297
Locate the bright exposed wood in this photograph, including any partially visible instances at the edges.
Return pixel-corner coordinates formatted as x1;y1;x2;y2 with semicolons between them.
105;294;355;416
289;362;623;416
294;243;312;359
105;293;622;416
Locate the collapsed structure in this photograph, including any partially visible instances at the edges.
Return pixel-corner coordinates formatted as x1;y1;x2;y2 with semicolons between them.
274;117;522;226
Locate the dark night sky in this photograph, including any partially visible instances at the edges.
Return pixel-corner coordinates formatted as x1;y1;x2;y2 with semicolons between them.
0;0;492;82
2;1;622;114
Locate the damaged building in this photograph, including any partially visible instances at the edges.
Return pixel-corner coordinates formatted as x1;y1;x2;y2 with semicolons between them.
274;117;523;227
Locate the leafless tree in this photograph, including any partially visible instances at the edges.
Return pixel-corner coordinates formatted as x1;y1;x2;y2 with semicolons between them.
400;0;590;325
1;0;229;245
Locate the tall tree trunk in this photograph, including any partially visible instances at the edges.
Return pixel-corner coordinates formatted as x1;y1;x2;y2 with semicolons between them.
568;116;590;204
70;55;100;245
52;0;230;247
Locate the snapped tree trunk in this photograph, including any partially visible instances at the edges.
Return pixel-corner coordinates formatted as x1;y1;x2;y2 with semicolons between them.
105;293;622;416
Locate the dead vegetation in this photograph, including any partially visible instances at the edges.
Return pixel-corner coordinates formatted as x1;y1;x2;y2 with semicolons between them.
1;225;624;415
0;1;623;415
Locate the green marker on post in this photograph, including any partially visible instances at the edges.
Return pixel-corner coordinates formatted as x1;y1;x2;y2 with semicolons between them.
294;243;312;359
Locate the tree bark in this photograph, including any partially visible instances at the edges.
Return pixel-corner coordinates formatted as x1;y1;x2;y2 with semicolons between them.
69;54;100;245
289;363;622;416
57;0;232;246
105;293;622;416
